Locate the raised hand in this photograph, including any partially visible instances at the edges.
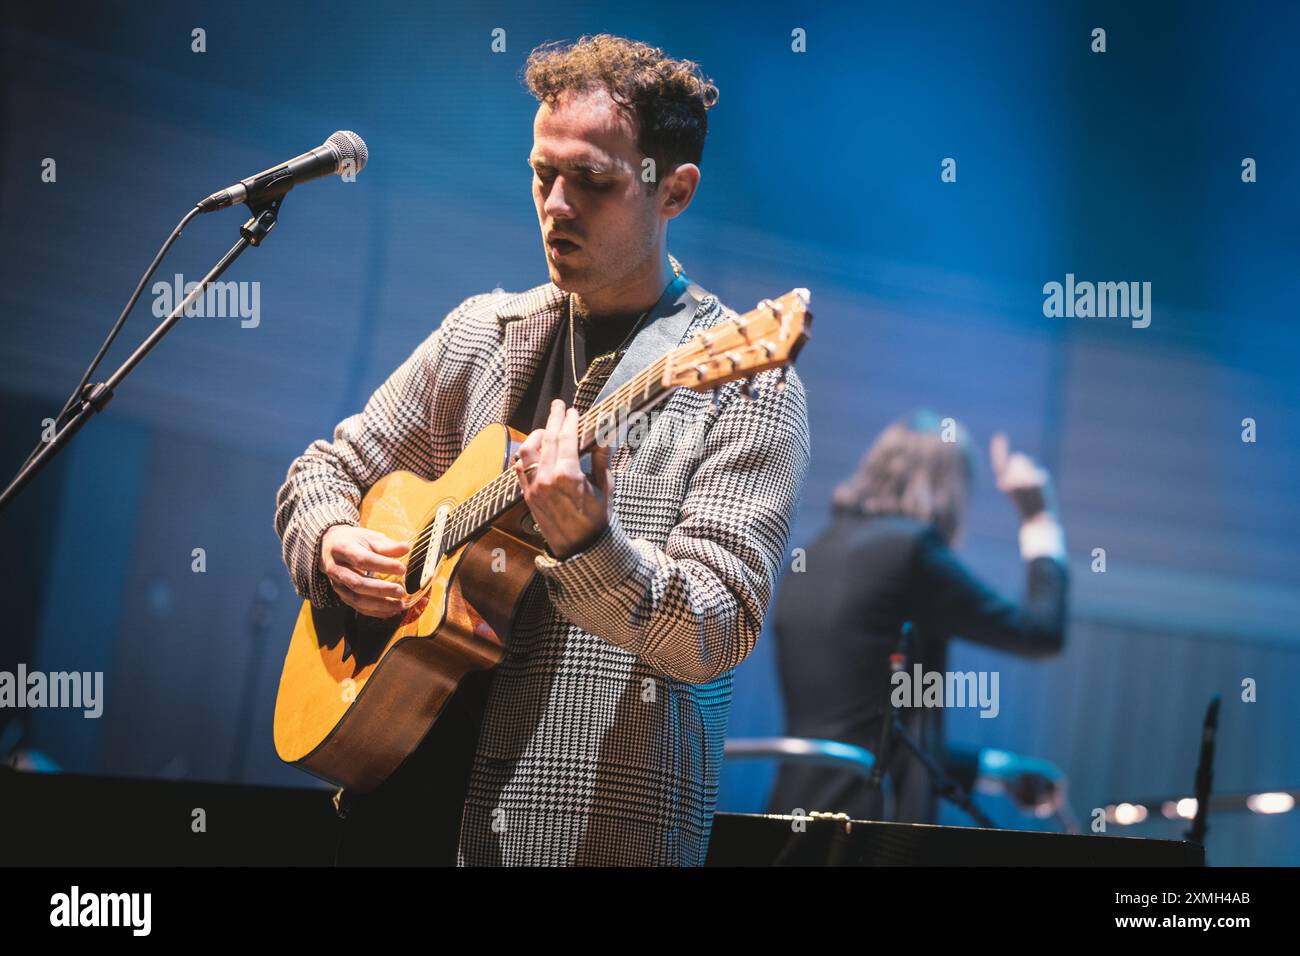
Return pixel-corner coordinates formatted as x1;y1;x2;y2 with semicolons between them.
990;432;1054;521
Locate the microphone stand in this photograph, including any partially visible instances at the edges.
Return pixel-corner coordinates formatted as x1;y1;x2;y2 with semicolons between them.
864;621;997;829
866;622;912;794
0;196;283;513
883;716;997;829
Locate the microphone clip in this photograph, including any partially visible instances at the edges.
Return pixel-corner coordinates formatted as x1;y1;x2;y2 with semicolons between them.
239;194;283;247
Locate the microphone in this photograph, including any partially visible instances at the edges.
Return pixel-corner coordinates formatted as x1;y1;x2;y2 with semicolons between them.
197;130;368;213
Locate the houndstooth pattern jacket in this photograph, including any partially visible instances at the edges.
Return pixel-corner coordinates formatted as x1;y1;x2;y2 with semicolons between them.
274;268;810;865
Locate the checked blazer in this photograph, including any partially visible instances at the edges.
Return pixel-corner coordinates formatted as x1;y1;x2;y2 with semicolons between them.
274;266;810;865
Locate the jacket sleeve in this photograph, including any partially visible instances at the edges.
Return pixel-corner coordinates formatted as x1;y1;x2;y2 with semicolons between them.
273;298;479;608
533;367;811;684
908;525;1069;657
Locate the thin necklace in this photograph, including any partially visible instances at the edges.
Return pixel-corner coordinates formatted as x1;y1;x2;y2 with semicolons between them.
568;297;648;389
568;264;684;388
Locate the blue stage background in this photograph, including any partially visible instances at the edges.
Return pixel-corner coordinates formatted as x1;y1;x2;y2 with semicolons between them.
1;1;1297;864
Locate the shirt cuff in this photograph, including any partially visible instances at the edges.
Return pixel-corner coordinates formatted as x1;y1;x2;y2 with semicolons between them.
534;513;643;600
1019;514;1066;562
302;510;359;608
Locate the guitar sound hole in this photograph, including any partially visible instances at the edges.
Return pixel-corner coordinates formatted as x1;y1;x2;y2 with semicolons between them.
403;544;442;594
403;559;422;595
403;501;454;594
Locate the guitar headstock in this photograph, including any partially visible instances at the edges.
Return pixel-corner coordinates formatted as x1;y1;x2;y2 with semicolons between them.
667;288;812;394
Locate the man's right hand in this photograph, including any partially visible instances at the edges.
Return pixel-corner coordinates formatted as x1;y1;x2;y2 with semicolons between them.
320;525;411;618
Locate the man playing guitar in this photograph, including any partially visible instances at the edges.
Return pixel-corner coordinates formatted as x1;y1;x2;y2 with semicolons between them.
274;34;809;865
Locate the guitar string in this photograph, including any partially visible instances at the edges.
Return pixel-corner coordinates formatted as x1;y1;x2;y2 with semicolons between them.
399;352;673;571
390;304;771;577
399;306;764;569
400;351;671;568
395;316;750;573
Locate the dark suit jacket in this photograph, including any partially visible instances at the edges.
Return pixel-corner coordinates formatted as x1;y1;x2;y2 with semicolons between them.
767;508;1068;823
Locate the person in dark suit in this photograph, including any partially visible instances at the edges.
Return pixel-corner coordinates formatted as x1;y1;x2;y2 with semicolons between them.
767;411;1068;824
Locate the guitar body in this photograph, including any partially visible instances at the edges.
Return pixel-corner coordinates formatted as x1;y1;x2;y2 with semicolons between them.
272;423;545;793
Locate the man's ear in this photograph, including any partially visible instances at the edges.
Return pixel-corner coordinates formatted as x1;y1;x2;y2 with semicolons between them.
660;163;700;219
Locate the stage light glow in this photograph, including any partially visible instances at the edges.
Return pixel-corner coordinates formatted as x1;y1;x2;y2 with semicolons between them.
1246;792;1295;815
1112;803;1147;825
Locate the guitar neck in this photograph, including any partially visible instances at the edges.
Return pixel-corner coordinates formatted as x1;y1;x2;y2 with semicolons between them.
443;354;675;550
439;286;811;553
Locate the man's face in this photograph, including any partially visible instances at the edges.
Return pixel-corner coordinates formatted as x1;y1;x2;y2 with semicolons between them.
529;88;662;298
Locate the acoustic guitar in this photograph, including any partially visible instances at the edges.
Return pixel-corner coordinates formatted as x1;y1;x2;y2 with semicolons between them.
273;289;812;792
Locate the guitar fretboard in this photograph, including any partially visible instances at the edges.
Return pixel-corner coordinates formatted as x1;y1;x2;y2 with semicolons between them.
438;351;677;552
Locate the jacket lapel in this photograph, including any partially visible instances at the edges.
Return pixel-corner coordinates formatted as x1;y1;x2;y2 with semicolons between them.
464;283;566;442
589;273;705;407
479;264;708;440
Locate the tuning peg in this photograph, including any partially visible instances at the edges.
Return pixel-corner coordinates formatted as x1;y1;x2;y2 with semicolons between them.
774;367;788;393
739;377;755;400
709;388;720;411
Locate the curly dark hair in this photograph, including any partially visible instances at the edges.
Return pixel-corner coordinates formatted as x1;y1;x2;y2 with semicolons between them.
523;34;719;187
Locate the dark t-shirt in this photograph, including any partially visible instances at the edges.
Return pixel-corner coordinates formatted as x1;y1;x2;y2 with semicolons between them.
508;299;646;432
336;297;642;865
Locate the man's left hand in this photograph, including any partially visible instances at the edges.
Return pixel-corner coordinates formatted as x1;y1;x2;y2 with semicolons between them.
514;398;612;559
